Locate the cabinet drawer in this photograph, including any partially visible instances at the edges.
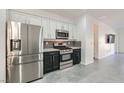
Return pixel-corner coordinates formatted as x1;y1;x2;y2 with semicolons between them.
73;48;81;52
44;51;59;55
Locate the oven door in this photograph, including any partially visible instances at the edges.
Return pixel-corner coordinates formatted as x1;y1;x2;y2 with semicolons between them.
60;53;72;62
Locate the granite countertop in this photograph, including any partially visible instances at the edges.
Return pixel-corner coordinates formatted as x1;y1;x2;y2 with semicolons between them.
43;48;60;52
71;47;81;49
43;47;81;52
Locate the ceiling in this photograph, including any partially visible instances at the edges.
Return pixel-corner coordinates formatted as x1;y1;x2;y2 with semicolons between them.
44;9;86;19
44;9;124;29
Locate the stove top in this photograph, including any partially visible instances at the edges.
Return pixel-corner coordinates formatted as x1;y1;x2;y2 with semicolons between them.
54;46;73;54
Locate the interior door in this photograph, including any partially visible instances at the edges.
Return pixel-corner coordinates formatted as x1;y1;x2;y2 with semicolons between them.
28;24;41;54
93;24;99;59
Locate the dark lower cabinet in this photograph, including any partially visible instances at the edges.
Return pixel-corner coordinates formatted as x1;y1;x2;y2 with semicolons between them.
73;48;81;65
52;54;60;70
44;54;53;74
43;51;60;74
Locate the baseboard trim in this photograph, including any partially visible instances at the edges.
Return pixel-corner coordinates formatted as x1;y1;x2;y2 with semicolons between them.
96;53;115;59
80;61;94;65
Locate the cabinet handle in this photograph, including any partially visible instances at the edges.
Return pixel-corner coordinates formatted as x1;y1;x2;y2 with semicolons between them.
49;53;56;55
53;56;54;62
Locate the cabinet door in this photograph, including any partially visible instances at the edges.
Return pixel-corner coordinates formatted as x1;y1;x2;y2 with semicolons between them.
72;24;76;39
10;11;28;23
42;17;50;39
69;24;73;39
73;49;81;65
73;52;78;65
43;54;53;74
75;52;80;64
28;15;42;26
73;24;81;41
52;54;60;70
56;21;62;29
61;22;69;31
49;19;56;39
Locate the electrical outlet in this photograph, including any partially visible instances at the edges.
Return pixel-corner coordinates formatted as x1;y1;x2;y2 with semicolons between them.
45;42;48;45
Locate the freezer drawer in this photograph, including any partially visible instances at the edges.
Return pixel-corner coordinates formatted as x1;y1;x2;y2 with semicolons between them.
7;54;43;65
7;62;43;83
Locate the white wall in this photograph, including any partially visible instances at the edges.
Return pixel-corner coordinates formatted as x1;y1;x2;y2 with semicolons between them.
0;9;6;83
76;14;116;65
115;29;124;53
93;24;99;59
87;15;115;59
98;22;115;59
76;15;86;64
85;15;97;64
76;15;95;65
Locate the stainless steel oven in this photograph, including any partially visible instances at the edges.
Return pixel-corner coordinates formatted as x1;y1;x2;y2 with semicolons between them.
54;42;73;69
60;51;73;69
56;29;69;39
60;52;72;62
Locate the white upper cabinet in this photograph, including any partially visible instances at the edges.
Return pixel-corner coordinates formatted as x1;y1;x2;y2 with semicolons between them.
9;10;77;40
72;24;77;40
38;17;57;39
27;15;42;26
68;24;78;40
56;21;69;31
61;22;69;31
10;10;42;26
10;11;28;23
49;19;56;39
42;17;50;39
56;20;62;29
69;24;73;39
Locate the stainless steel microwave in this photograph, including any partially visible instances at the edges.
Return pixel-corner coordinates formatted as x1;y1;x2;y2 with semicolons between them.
56;29;69;39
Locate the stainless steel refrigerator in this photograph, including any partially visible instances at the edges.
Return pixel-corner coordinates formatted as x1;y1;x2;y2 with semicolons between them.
6;21;43;83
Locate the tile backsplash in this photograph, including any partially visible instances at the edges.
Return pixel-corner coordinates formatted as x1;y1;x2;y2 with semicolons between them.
44;40;81;49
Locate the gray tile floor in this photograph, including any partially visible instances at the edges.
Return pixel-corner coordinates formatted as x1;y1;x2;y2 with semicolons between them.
33;54;124;83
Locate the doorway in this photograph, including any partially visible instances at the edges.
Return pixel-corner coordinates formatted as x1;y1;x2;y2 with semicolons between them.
93;24;99;60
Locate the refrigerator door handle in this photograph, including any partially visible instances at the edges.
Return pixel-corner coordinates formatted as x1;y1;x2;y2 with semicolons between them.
42;27;44;52
40;26;44;53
